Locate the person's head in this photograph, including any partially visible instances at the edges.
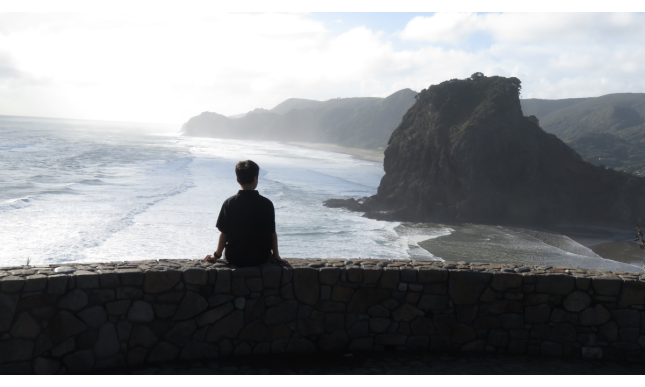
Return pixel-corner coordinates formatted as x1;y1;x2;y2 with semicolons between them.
235;160;260;189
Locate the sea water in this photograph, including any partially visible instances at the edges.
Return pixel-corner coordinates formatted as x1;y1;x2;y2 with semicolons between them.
0;115;641;272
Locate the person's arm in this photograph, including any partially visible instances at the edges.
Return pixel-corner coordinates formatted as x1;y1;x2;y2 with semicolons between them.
270;232;287;264
204;232;227;262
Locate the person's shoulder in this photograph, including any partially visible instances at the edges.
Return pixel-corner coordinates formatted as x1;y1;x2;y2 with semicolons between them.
257;193;274;206
222;193;240;205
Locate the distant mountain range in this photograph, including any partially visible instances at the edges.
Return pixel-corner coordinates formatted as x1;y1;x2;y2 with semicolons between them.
181;89;417;149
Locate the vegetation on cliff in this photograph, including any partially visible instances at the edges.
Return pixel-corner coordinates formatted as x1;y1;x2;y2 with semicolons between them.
345;74;645;226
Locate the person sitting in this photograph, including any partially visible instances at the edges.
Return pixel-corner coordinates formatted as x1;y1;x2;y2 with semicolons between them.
203;160;287;267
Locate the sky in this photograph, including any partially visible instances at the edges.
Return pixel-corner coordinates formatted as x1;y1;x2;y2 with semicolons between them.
0;10;645;124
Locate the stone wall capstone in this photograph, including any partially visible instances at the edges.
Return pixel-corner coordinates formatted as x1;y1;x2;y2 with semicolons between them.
1;258;645;374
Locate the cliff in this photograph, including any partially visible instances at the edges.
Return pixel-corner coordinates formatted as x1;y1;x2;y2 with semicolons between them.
181;89;417;149
330;74;645;226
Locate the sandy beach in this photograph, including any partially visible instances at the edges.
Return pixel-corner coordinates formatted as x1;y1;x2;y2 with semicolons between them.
286;142;384;163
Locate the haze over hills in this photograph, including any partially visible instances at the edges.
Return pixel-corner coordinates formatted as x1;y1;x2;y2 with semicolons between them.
181;89;417;149
325;74;645;227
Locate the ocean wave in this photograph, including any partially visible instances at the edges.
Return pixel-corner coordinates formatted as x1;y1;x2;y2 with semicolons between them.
0;196;34;212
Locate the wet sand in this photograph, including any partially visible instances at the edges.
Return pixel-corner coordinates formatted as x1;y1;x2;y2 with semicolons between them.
285;142;384;163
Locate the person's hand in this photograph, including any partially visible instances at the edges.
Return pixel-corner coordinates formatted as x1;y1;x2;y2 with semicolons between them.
203;254;218;262
270;253;287;265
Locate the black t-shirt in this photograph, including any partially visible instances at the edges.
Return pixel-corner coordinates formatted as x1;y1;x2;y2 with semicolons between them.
216;190;275;266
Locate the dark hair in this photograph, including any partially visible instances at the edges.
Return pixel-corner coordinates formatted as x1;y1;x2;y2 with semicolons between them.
235;160;260;185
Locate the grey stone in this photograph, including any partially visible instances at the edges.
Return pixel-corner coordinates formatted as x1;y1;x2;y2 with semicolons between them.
598;322;618;342
48;310;87;342
406;335;429;350
128;300;154;323
106;300;131;315
153;303;177;319
268;324;292;341
363;267;382;284
129;325;157;348
524;304;551;324
315;300;345;313
287;338;316;353
379;268;400;289
116;321;132;341
417;268;448;283
281;266;294;285
10;312;41;339
460;339;485;352
75;272;99;289
57;289;88;311
619;327;639;342
325;313;345;332
144;270;181;293
24;274;48;292
487;330;509;347
0;339;34;364
449;271;491;304
318;331;349;352
219;339;234;357
530;323;552;340
98;271;119;288
541;341;563;357
367;305;390;317
400;268;417;282
214;269;231;293
51;338;75;357
245;298;265;321
261;265;282;288
474;316;501;330
499;314;524;329
0;276;25;293
331;286;354;303
47;275;68;295
369;318;390;333
374;334;407;346
94;323;119;358
618;280;645;308
207;310;244;341
239;320;267;341
347;320;369;338
208;294;235;307
490;273;522;291
33;357;60;375
347;288;390;313
173;291;208;320
392;304;424;322
0;294;18;332
233;342;252;356
612;309;640;327
550;323;577;343
293;267;320;306
482;300;523;315
235;297;246;310
94;355;126;371
381;299;399;310
451;324;477;344
231;277;250;296
117;269;145;286
433;313;456;334
296;319;324;336
580;304;611;326
280;283;294;299
180;342;217;360
410;317;435;335
418;294;449;310
425;283;448;295
523;293;549;306
409;284;423;292
562;291;591;312
246;277;263;292
576;276;591;290
508;339;528;354
148;342;180;363
127;348;147;366
164;320;197;346
270;338;289;354
264;300;297;325
348;338;373;351
319;267;340;285
78;306;107;329
320;285;331;300
253;342;271;355
87;289;116;305
231;266;261;277
535;275;575;295
115;287;143;300
347;267;362;282
63;349;95;373
592;276;622;296
183;268;207;285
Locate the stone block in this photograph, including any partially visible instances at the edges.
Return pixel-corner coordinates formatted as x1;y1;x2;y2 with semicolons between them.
208;294;234;307
286;338;316;353
261;265;282;288
252;342;270;355
331;286;354;303
24;275;48;292
374;334;407;346
367;305;390;318
347;267;362;282
318;331;349;352
87;289;116;305
63;349;95;373
296;319;324;336
318;267;340;285
231;266;261;277
490;273;522;291
48;310;87;342
541;341;563;357
406;292;421;305
106;300;131;315
148;342;180;363
183;268;207;286
425;283;448;295
612;309;640;328
474;316;501;330
592;276;622;296
618;280;645;308
144;270;181;294
173;291;208;320
231;277;250;296
619;327;639;342
268;324;292;341
499;314;524;330
347;288;390;313
116;321;132;341
10;312;41;339
379;268;400;289
76;330;99;350
57;289;88;311
562;291;591;312
206;310;244;342
550;323;577;343
410;317;435;335
433;313;456;334
535;275;575;295
245;298;265;321
117;269;144;286
481;300;523;315
99;272;120;288
281;266;294;286
280;283;294;299
129;325;157;348
347;320;369;338
246;277;263;292
0;276;25;293
128;300;155;323
233;342;252;356
523;293;549;306
0;293;19;332
363;267;382;284
164;320;197;346
33;357;60;375
369;318;390;333
530;323;552;340
270;338;289;354
315;300;345;313
417;268;448;283
576;276;591;290
75;272;99;289
460;339;485;352
348;338;373;351
449;271;491;305
153;303;177;319
0;339;35;364
392;304;424;322
580;304;611;326
418;294;449;310
264;300;297;325
78;306;107;329
47;275;68;295
429;335;452;351
524;304;551;324
450;324;477;345
234;297;245;310
487;330;509;347
115;287;143;300
400;268;417;282
94;323;119;358
294;268;319;306
213;268;231;293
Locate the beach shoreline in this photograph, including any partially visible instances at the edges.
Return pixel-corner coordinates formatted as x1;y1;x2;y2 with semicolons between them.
284;141;384;163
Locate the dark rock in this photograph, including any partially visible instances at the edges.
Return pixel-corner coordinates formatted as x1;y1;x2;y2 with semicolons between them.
619;327;639;342
451;324;477;344
98;271;119;288
214;269;231;293
618;280;645;308
183;268;207;285
429;335;452;351
164;320;197;346
0;294;19;332
369;318;390;333
598;322;618;342
180;341;217;360
115;287;143;300
331;286;354;303
433;313;456;334
400;268;417;282
580;304;611;326
148;341;180;363
10;312;40;339
106;300;131;315
348;338;373;351
0;276;25;293
347;288;390;313
410;317;435;335
208;294;235;307
94;323;119;358
392;304;424;322
325;313;345;332
268;324;293;341
296;320;324;336
418;294;449;310
94;355;126;370
499;314;524;329
47;275;68;295
116;321;131;341
207;310;244;341
286;338;316;353
87;289;115;305
318;267;340;285
63;349;95;373
535;275;575;295
261;265;282;288
460;339;485;352
487;330;509;347
612;309;640;327
474;316;501;330
264;300;297;325
374;334;407;346
144;270;181;293
233;342;252;356
318;331;349;352
116;269;144;286
323;198;364;211
367;305;390;317
75;272;99;289
128;300;154;323
490;273;522;291
78;306;107;329
449;271;491;304
541;341;563;357
153;303;177;319
524;304;551;324
219;339;234;357
523;293;549;306
129;325;157;348
127;348;147;366
231;277;250;296
33;357;60;375
246;277;263;292
347;320;369;338
173;291;208;320
378;268;399;289
592;276;622;296
270;338;289;354
280;283;294;299
75;330;99;350
417;268;448;283
24;275;48;292
550;323;577;343
530;323;552;340
57;289;88;311
315;300;345;313
293;268;320;305
234;297;245;310
562;291;591;312
48;310;87;342
0;339;35;363
245;298;265;321
238;320;267;341
362;267;382;284
481;300;523;315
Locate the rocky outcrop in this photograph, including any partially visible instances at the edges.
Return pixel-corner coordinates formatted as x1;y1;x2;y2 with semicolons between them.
330;74;645;226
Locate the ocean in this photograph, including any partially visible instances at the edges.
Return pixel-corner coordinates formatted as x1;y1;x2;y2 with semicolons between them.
0;115;641;272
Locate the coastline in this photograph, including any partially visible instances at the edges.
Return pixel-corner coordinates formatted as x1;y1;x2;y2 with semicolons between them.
285;141;384;163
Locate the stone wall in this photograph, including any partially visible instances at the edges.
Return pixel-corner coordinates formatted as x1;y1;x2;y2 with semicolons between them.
1;258;645;374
